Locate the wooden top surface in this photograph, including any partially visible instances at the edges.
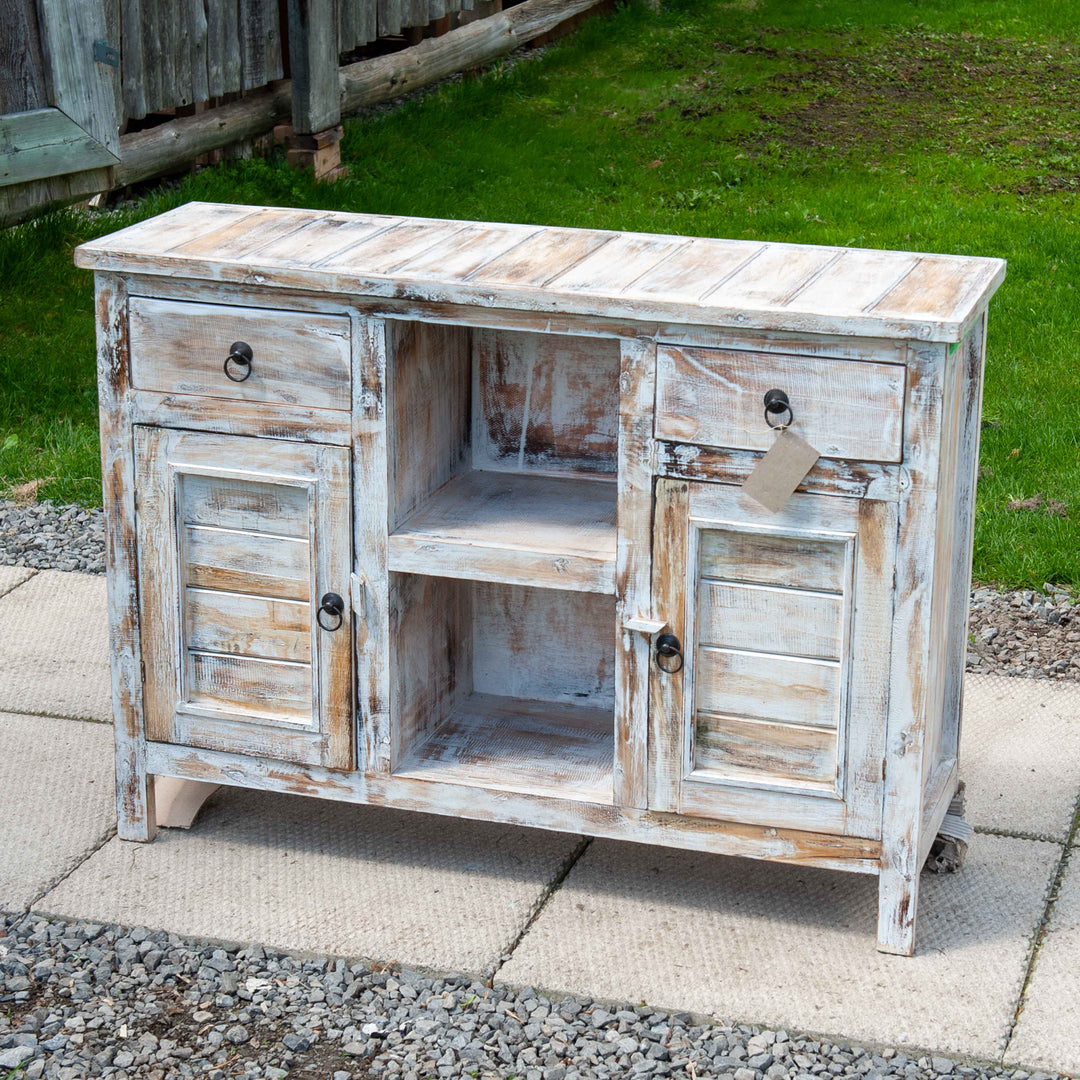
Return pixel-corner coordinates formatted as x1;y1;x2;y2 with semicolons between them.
76;202;1006;342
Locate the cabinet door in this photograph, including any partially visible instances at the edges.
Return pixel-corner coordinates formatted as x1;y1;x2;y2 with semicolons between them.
135;428;353;768
650;480;896;837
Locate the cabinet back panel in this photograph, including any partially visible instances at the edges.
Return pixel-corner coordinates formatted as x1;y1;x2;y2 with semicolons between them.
472;329;618;477
472;582;616;709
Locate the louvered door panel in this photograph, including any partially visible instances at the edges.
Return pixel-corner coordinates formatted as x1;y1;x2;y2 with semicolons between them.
135;428;353;768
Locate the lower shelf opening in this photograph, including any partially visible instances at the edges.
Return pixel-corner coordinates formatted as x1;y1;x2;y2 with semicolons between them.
394;692;614;804
390;574;616;805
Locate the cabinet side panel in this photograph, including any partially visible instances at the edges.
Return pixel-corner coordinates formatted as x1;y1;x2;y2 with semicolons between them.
927;313;987;781
97;273;156;840
390;573;472;768
387;320;470;530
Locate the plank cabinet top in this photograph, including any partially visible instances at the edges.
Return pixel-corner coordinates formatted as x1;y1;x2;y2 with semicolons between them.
76;202;1006;342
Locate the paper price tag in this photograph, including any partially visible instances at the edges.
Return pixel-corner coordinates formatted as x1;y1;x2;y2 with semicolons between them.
743;429;821;513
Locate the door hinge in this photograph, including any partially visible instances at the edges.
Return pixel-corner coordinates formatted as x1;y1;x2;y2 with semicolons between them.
140;660;146;684
93;39;119;67
881;758;887;782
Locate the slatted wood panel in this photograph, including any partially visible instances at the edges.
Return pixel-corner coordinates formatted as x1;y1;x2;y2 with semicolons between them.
77;204;1006;342
122;0;284;120
135;428;352;768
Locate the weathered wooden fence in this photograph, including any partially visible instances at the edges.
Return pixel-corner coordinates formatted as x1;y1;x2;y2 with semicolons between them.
1;0;597;227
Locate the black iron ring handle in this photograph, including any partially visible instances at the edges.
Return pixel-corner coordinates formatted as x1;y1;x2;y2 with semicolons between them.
224;341;254;382
763;387;793;429
655;633;684;674
317;592;345;632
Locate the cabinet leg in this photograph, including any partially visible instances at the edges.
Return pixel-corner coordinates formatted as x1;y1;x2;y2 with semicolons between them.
876;863;918;956
116;765;157;842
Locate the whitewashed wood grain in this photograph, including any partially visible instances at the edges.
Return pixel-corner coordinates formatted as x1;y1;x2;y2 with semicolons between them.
75;202;1005;342
180;474;309;535
694;647;841;730
388;470;617;594
354;316;392;775
696;580;843;660
877;343;945;956
471;329;619;477
145;741;882;873
386;320;470;529
129;297;351;410
183;525;311;601
187;652;314;722
96;273;157;841
613;337;656;810
184;588;311;662
471;582;616;709
389;572;470;768
696;526;848;592
694;713;837;788
394;693;613;804
656;442;901;502
656;345;906;462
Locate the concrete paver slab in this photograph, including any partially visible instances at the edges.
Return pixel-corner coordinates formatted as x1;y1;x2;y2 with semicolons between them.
498;833;1058;1060
35;786;585;977
1006;850;1080;1073
0;569;111;722
0;566;36;597
0;711;115;913
961;674;1080;841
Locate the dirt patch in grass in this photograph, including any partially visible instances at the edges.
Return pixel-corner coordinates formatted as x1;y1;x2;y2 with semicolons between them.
674;29;1080;193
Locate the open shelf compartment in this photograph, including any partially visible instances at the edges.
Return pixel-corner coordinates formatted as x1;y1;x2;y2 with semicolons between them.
389;574;616;804
388;469;617;593
385;322;619;594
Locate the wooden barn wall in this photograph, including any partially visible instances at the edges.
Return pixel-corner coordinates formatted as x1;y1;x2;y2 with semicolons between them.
0;0;50;115
119;0;484;122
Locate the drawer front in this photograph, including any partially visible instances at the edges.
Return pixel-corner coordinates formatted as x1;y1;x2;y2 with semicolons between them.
129;297;351;410
655;345;905;463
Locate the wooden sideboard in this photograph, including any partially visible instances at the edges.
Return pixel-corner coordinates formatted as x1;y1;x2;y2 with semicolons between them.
76;203;1005;954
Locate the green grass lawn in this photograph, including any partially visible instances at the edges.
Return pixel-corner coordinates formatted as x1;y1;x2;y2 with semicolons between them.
2;0;1079;587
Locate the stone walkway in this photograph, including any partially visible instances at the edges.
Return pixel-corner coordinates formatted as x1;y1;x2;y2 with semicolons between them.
1;566;1077;1074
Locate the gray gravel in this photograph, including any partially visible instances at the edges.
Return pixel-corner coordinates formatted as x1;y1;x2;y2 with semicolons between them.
4;498;1077;681
0;912;1058;1080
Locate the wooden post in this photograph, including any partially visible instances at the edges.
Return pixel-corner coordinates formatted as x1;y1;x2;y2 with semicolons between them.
286;0;346;180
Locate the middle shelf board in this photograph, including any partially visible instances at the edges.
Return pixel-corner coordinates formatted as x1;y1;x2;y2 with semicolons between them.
388;469;618;593
393;692;615;804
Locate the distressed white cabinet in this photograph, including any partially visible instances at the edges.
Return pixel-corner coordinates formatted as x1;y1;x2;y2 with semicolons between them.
77;203;1005;955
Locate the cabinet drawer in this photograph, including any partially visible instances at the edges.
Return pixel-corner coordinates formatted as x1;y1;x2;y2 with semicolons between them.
655;345;905;463
129;297;351;410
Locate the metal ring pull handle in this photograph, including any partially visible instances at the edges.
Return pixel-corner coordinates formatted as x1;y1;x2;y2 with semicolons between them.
317;592;345;632
655;633;684;674
763;388;793;429
224;340;254;382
